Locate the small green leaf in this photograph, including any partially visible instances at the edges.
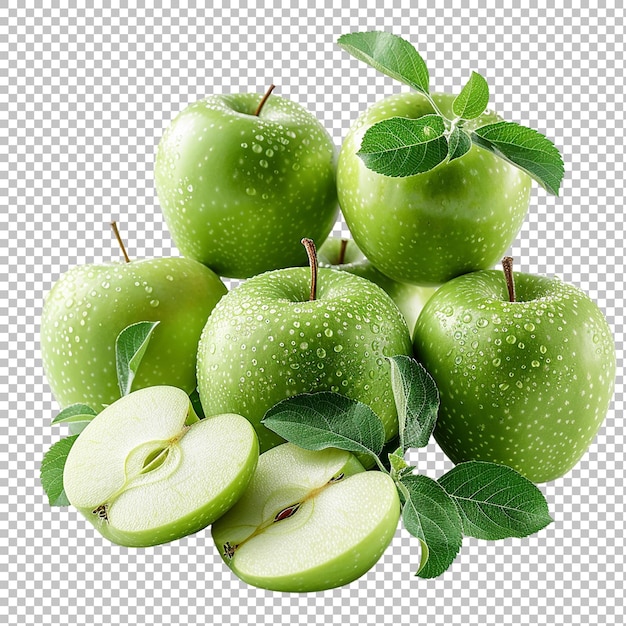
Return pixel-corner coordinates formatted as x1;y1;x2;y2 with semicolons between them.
388;446;409;473
401;474;463;578
387;355;439;452
453;71;490;120
51;403;97;435
40;435;79;506
447;126;473;162
358;115;448;177
438;461;553;540
262;391;385;463
471;121;564;195
189;388;206;420
115;321;160;397
337;31;430;94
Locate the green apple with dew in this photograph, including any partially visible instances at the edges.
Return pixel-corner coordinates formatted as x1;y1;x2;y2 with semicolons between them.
413;260;616;483
63;385;259;547
212;443;400;592
154;87;339;279
197;239;413;453
337;91;532;286
40;227;227;411
318;236;437;336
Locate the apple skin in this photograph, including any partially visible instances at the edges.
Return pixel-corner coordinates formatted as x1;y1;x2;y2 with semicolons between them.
41;257;227;411
197;267;413;453
212;443;400;592
337;92;532;286
318;237;437;337
154;93;339;279
413;270;616;483
63;386;259;547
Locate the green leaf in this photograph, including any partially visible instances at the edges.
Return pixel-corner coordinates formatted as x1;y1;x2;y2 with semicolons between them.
447;126;473;163
189;388;206;420
453;71;489;120
438;461;553;540
115;321;160;397
387;355;439;451
358;115;448;177
337;31;430;94
262;391;385;463
471;121;564;195
51;403;97;435
401;474;463;578
40;435;79;506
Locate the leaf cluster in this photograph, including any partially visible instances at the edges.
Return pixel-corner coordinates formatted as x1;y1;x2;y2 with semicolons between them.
338;31;564;195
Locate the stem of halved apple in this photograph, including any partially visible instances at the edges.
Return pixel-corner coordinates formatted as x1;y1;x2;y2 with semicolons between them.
502;256;516;302
301;237;318;301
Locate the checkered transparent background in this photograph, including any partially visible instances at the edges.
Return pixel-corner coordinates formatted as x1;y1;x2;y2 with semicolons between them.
2;3;624;625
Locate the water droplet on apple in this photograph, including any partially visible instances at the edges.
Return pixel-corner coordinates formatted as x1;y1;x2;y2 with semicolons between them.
531;360;540;367
524;322;535;332
462;313;472;323
324;328;333;338
476;318;489;328
246;187;257;196
506;335;517;344
299;342;308;351
252;144;263;154
316;347;326;358
492;357;501;367
64;298;74;308
334;345;343;353
150;299;159;308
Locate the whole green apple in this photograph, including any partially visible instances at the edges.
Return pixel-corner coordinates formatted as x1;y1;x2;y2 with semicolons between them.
64;385;258;547
212;443;400;592
318;236;437;336
197;248;413;453
337;92;532;286
41;256;227;410
413;266;616;482
154;89;339;278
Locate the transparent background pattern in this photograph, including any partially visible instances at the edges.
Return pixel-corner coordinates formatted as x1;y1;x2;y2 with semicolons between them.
2;3;624;625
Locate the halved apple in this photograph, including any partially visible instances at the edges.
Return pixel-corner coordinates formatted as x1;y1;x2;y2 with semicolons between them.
212;443;400;592
63;385;258;547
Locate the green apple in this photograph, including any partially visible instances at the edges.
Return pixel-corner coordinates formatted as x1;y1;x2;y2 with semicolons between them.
154;90;339;279
41;256;227;411
337;92;532;286
212;443;400;592
63;385;259;547
318;236;437;336
413;266;616;482
197;254;413;453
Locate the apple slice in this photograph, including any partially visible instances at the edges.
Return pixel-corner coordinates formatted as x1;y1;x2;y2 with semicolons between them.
63;385;258;547
212;443;400;592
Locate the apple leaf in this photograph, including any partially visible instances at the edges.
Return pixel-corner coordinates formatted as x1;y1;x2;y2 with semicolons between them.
447;126;473;163
115;321;160;397
452;71;490;120
337;31;430;94
51;403;97;435
400;474;463;579
387;355;439;452
40;435;79;506
438;461;553;540
471;121;564;195
262;391;385;465
189;388;206;420
357;115;449;177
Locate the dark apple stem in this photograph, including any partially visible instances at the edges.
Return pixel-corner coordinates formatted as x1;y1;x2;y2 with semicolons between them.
110;221;130;263
254;84;276;116
301;238;318;301
338;238;348;265
502;256;516;302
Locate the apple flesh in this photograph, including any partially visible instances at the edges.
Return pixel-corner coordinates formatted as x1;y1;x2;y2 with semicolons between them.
63;386;259;547
41;256;227;411
154;92;339;279
197;266;413;453
413;269;616;482
318;237;437;336
212;443;400;592
337;92;532;286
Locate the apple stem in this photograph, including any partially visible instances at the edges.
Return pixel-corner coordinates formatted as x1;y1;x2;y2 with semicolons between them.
502;256;516;302
301;238;318;301
254;84;276;116
338;238;348;265
110;221;131;263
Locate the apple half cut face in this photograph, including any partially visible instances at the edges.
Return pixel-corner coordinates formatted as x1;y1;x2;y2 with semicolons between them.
212;443;401;592
63;386;259;547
